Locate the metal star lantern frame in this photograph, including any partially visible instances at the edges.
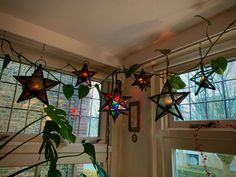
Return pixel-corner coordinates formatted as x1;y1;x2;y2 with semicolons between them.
132;69;153;91
99;91;130;122
149;80;189;121
72;63;97;87
190;64;217;96
14;64;60;105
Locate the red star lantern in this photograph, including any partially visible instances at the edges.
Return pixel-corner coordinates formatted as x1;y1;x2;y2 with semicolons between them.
14;65;60;105
72;63;97;87
99;91;130;122
132;69;153;91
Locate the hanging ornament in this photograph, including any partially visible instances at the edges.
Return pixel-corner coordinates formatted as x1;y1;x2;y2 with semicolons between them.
99;91;130;122
13;65;60;105
131;133;138;143
72;63;97;87
132;69;153;91
148;80;190;121
190;64;216;96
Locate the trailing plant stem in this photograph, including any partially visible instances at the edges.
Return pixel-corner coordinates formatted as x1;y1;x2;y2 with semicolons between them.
202;20;236;61
0;115;46;149
8;152;85;177
0;132;43;160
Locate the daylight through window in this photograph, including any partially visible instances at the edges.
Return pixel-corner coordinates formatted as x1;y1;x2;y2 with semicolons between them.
0;57;101;137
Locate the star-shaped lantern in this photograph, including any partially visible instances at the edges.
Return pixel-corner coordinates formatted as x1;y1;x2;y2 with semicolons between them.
148;80;190;121
14;65;60;105
99;91;130;122
190;64;216;96
72;63;97;87
132;69;153;91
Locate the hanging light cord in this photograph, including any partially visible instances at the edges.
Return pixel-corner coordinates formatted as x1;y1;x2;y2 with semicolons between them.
106;112;110;173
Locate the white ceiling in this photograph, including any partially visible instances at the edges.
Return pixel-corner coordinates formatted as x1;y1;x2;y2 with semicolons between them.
0;0;236;67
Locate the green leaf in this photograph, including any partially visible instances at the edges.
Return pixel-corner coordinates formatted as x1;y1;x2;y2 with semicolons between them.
83;142;96;164
47;169;62;177
63;84;74;100
44;105;76;143
43;121;61;147
195;15;212;26
122;65;130;78
155;49;171;55
95;163;110;177
2;54;11;71
211;56;228;74
80;173;88;177
95;83;101;98
169;74;186;90
122;64;140;78
128;64;140;75
78;84;90;99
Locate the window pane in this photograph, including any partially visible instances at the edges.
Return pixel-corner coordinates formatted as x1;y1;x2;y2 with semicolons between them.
0;107;11;132
76;163;98;177
91;99;100;117
190;87;205;104
226;100;236;119
0;167;35;177
25;111;42;134
191;103;206;120
223;61;236;80
0;82;15;107
92;83;101;99
207;101;226;120
180;73;189;87
175;149;236;177
28;98;44;111
78;116;90;137
90;118;99;137
61;74;73;85
176;59;236;121
179;104;190;121
19;64;34;76
206;82;224;101
1;61;20;84
8;109;27;132
224;80;236;99
0;59;100;137
13;84;29;109
81;98;92;116
47;90;58;106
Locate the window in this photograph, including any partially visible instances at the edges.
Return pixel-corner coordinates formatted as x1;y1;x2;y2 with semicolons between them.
175;149;236;177
0;57;101;137
0;163;98;177
174;59;236;121
0;166;35;177
153;58;236;177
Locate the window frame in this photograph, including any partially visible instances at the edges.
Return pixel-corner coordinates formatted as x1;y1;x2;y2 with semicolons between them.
167;57;236;128
152;57;236;177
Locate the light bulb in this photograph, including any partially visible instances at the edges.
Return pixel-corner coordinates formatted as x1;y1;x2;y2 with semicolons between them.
138;77;144;83
80;71;89;78
200;75;205;83
164;97;172;107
